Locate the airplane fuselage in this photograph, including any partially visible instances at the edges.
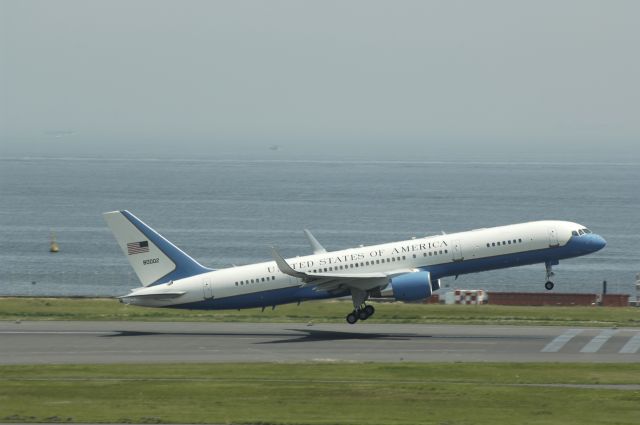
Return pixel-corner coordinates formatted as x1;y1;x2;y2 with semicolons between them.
119;220;606;310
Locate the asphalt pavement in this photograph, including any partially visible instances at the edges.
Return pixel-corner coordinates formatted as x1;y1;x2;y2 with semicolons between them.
0;321;638;364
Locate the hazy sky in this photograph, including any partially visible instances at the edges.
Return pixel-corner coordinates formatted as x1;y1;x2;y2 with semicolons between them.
1;0;639;160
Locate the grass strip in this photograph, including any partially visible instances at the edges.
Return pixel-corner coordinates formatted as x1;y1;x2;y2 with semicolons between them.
0;363;639;425
1;297;639;327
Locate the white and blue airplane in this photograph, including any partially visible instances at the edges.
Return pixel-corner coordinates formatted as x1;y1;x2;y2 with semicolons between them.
104;210;606;324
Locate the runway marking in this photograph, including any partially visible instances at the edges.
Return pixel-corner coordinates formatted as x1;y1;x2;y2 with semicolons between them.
580;329;619;353
619;333;640;354
541;329;582;353
0;331;107;335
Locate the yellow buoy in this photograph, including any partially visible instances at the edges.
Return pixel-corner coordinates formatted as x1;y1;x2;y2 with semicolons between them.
50;232;59;253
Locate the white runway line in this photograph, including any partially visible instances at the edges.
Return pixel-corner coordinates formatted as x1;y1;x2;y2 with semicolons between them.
619;333;640;354
0;331;106;335
580;329;619;353
541;329;582;353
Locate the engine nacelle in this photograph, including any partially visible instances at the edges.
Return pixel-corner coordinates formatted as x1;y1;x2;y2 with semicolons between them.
387;271;439;302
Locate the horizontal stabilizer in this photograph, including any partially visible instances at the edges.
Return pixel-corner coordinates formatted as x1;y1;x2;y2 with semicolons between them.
119;291;186;300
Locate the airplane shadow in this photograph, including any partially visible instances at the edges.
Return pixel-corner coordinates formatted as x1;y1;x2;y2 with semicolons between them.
102;329;542;344
101;329;419;343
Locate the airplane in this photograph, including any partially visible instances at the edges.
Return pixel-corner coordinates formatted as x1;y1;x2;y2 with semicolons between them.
104;210;606;324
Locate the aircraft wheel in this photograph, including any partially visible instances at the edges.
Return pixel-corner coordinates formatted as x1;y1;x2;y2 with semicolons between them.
358;309;369;320
544;281;554;291
346;312;358;324
364;305;375;317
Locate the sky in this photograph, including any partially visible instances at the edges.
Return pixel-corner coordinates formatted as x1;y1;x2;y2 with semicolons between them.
1;0;639;160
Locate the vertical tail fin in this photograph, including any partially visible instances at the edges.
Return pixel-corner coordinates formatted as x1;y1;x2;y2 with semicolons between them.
103;210;212;286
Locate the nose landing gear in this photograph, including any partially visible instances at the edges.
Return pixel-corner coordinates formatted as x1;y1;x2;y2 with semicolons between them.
544;260;557;291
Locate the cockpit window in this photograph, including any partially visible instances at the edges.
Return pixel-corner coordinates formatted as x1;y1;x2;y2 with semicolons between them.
583;228;592;234
572;230;578;236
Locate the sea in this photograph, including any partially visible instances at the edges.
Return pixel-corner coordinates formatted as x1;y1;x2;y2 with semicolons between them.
1;156;638;299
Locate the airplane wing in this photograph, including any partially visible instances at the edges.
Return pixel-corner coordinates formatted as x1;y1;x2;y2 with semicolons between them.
303;229;327;254
270;247;411;292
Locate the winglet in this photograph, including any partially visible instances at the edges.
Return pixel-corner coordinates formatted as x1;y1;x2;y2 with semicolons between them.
303;229;327;254
270;246;307;279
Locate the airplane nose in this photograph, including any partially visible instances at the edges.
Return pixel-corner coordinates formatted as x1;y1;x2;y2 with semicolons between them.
592;234;607;251
573;233;606;254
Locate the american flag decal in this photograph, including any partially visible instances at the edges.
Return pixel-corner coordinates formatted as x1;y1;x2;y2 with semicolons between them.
127;241;149;255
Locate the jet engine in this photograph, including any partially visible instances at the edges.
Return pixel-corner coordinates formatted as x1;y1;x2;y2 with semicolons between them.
385;271;440;302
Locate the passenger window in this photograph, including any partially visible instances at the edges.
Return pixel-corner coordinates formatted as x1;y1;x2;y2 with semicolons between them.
272;276;275;280
366;261;369;266
412;254;416;259
492;242;495;247
402;256;406;260
429;252;432;256
235;282;238;286
445;249;448;253
486;243;490;247
497;242;501;246
518;238;522;243
377;259;380;264
508;240;511;245
392;257;396;262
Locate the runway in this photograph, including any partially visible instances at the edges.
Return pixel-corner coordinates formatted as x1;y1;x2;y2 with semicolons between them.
1;321;638;364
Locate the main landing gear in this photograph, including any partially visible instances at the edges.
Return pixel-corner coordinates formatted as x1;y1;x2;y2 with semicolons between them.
544;260;558;291
346;305;375;324
346;288;375;324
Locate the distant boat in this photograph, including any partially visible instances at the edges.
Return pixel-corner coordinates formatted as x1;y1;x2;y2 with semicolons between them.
50;232;59;253
269;144;279;151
